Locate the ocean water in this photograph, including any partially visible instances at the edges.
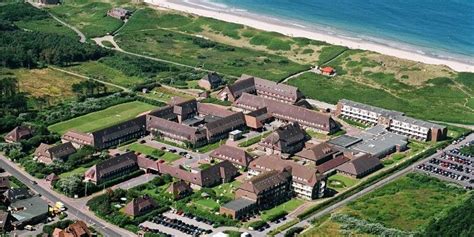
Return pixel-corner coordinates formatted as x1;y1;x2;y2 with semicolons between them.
212;0;474;62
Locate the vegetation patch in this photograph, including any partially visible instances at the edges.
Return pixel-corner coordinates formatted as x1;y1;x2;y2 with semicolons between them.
48;101;155;134
261;199;304;221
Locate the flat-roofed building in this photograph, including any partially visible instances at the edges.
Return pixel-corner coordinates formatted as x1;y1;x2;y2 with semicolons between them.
9;196;49;228
220;197;256;220
335;99;447;142
352;125;408;158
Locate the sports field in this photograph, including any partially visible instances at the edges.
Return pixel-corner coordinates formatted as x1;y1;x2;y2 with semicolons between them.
48;101;155;134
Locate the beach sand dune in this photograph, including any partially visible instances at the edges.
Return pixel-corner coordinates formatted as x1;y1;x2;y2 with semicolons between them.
145;0;474;73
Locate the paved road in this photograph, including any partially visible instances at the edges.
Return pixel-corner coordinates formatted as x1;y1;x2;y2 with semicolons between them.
0;155;135;237
277;134;472;236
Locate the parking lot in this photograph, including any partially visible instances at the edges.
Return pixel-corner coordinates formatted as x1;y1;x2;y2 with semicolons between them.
139;211;213;237
416;135;473;188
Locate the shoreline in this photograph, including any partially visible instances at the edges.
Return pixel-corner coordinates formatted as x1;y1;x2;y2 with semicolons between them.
144;0;474;73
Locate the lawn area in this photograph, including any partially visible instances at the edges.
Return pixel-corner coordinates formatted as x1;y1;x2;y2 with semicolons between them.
48;101;155;134
47;0;126;38
238;132;271;147
116;8;309;81
59;166;89;179
196;139;226;153
212;180;241;199
327;174;359;191
144;87;193;102
9;68;84;104
121;143;181;163
261;199;304;221
340;173;470;232
305;129;328;140
287;72;474;124
194;198;220;210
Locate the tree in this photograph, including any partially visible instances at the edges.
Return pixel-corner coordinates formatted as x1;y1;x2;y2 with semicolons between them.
57;174;84;197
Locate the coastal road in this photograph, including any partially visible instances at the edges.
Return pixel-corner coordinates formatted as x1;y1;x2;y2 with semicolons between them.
0;155;135;237
277;134;472;236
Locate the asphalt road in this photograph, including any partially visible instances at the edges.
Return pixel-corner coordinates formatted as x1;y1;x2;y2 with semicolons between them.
0;155;134;237
277;134;473;236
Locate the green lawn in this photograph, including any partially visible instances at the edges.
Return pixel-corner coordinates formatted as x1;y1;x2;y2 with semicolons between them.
59;166;89;179
341;173;470;232
327;174;359;191
196;139;226;153
261;199;304;221
213;180;241;199
123;143;181;163
288;72;474;124
195;198;220;210
48;101;155;134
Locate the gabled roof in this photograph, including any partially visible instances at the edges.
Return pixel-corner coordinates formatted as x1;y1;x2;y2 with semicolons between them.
336;154;381;177
261;123;306;147
4;126;32;142
197;103;235;117
225;76;256;99
296;142;339;162
170;97;198;118
205;112;245;137
0;210;9;229
48;142;76;158
315;155;350;174
3;188;31;202
45;173;59;183
92;116;146;147
62;130;94;145
85;152;138;182
210;145;253;167
123;195;157;217
167;180;192;198
239;170;291;195
0;177;10;190
249;155;323;187
201;72;222;84
53;221;91;237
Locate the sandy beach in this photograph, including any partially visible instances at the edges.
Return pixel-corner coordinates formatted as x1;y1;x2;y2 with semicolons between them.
144;0;474;72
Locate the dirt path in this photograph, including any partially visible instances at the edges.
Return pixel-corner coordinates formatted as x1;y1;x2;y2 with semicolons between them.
48;12;86;43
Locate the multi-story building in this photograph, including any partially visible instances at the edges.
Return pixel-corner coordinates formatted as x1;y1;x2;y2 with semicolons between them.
146;98;246;147
218;74;304;104
209;145;254;168
234;93;339;133
220;169;292;219
258;122;308;155
248;155;326;200
335;99;447;141
198;72;223;90
84;152;139;185
34;142;76;164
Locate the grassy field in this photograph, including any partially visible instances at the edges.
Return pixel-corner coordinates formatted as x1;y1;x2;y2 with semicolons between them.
212;180;241;199
143;87;194;103
288;72;474;124
340;173;469;232
195;198;220;210
115;8;309;81
7;68;84;103
327;174;359;192
260;199;304;221
59;166;89;179
15;18;78;38
48;101;155;134
66;61;146;88
47;0;126;38
122;143;182;163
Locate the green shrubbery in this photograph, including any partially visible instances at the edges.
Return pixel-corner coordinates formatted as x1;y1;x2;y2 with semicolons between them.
331;214;413;236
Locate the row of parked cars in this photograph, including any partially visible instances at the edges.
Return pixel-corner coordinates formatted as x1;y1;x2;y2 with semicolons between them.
152;214;212;236
138;225;171;237
172;209;216;227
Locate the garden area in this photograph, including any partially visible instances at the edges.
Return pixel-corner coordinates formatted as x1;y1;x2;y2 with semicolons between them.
260;199;304;222
48;101;155;134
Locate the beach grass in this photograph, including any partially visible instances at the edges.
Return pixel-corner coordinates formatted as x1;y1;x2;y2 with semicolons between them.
47;0;125;38
287;72;474;124
48;101;155;134
115;8;309;81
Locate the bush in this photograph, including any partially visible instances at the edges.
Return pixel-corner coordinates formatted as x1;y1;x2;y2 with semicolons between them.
285;227;304;237
248;220;267;230
332;214;413;236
